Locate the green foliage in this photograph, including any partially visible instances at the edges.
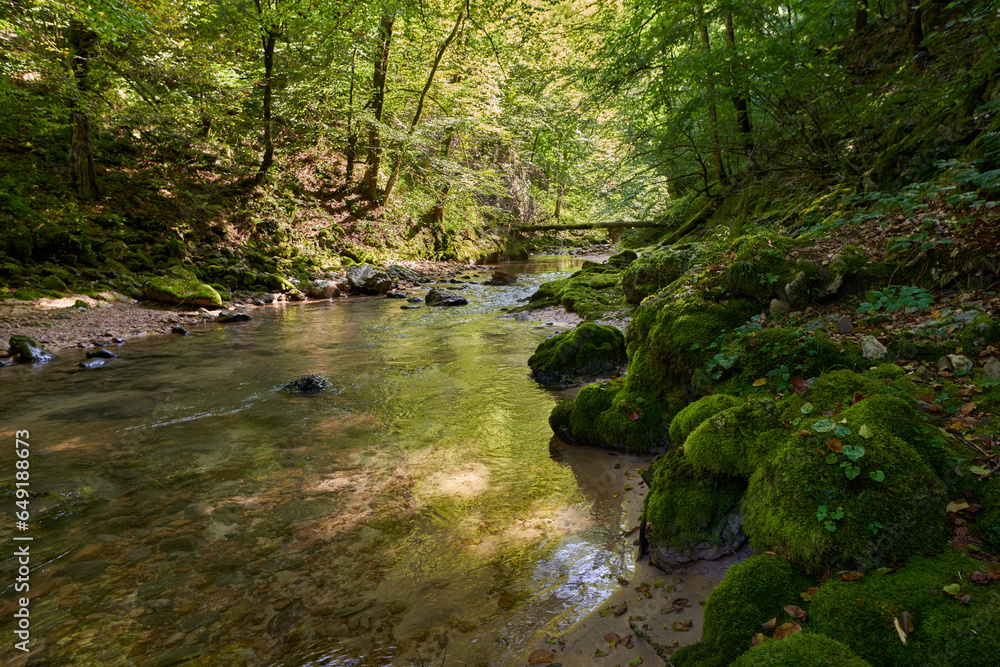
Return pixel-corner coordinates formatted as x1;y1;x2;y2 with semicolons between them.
528;322;626;385
856;286;934;314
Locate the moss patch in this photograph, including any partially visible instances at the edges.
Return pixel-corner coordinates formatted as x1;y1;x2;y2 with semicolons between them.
669;393;739;446
642;448;745;558
621;247;690;304
731;632;872;667
528;265;625;319
685;398;785;477
742;395;947;574
528;322;626;386
144;268;223;308
810;549;1000;667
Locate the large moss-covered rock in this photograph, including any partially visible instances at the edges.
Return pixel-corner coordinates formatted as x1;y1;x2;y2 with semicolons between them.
549;377;678;453
673;555;807;665
528;265;624;320
528;322;626;386
621;247;690;304
9;335;53;363
685;398;784;477
668;394;738;445
742;395;947;574
145;269;223;308
809;550;1000;666
730;633;872;667
722;234;806;303
643;449;746;569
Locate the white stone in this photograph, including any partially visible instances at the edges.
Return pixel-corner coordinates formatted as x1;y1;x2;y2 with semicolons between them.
859;335;887;360
985;357;1000;380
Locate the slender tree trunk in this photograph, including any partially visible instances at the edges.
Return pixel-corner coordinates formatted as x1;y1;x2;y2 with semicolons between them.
430;128;456;232
698;9;728;187
345;45;358;183
905;1;927;55
854;0;868;34
382;5;465;205
723;7;754;173
361;13;394;201
69;20;99;200
554;183;564;221
251;27;277;188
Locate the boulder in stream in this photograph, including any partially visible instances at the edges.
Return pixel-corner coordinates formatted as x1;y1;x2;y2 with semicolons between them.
306;280;342;299
9;335;53;364
425;288;468;307
217;312;253;324
347;264;392;295
528;322;626;387
284;375;331;393
486;270;518;286
144;268;223;308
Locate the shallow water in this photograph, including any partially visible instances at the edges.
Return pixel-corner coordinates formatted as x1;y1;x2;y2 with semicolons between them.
0;256;640;666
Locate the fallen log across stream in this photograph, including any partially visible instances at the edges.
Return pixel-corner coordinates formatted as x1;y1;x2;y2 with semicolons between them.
508;220;666;232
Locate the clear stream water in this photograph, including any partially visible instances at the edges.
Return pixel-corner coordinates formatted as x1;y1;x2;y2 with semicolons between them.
0;256;642;666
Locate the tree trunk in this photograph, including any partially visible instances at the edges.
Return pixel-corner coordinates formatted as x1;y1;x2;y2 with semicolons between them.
724;7;754;173
361;13;394;201
698;9;728;187
854;0;868;35
251;28;277;188
554;183;564;221
429;128;456;234
345;45;358;183
68;20;99;200
381;6;464;205
905;1;927;55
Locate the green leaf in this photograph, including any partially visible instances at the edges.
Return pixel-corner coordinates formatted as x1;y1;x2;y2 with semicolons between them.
629;658;644;666
845;465;861;480
842;444;866;461
812;419;836;433
943;583;962;597
834;425;852;438
870;470;885;482
968;465;991;476
800;402;814;414
826;454;839;464
859;424;873;439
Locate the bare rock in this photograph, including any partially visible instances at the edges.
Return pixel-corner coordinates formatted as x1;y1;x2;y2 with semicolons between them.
859;335;887;360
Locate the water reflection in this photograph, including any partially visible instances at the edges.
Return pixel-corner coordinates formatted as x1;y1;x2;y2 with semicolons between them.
0;256;635;666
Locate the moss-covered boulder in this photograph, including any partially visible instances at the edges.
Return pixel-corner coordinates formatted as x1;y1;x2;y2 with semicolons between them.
607;248;638;268
809;550;1000;666
742;395;947;574
9;335;53;363
144;269;223;308
527;265;624;319
263;272;295;292
548;377;678;453
730;633;872;667
668;394;739;445
722;234;806;303
528;322;626;386
643;449;746;569
41;274;69;292
621;247;690;304
685;398;784;477
673;555;808;665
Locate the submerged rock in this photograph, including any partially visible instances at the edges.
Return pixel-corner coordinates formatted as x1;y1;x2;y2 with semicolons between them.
79;359;105;369
485;270;518;286
86;348;118;359
425;288;468;307
217;312;253;324
347;264;392;295
9;335;53;364
171;326;189;335
528;322;626;387
284;375;330;393
385;291;407;299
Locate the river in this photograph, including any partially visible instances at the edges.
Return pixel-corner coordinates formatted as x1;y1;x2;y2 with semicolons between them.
0;255;644;666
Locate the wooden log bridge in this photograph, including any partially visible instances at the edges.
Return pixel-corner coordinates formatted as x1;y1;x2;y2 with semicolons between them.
508;220;665;232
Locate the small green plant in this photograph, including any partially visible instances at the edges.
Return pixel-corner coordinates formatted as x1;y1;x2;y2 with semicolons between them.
816;505;845;532
856;286;934;314
868;521;883;535
766;364;791;392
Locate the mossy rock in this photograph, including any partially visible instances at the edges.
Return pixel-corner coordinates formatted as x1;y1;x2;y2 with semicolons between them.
528;322;626;386
41;274;69;292
731;632;872;667
684;398;784;477
12;288;38;301
669;394;739;445
607;248;638;268
692;555;808;662
9;335;53;363
144;270;223;308
742;395;947;574
643;449;746;568
621;247;691;304
810;549;1000;666
722;234;802;303
551;378;678;453
528;266;624;319
263;272;295;292
726;327;856;391
977;475;1000;555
